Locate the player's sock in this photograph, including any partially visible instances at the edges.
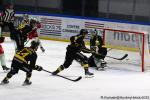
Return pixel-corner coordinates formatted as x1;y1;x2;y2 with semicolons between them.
52;65;64;75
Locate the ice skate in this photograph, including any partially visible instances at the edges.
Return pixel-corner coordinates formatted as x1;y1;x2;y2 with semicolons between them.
97;66;105;71
52;70;59;75
0;79;9;85
22;80;32;86
2;66;10;73
85;71;94;78
101;59;107;67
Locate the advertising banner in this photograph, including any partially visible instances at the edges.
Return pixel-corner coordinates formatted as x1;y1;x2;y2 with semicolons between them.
14;14;150;50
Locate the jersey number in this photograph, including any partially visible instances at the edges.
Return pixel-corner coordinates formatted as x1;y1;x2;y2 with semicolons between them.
17;49;30;58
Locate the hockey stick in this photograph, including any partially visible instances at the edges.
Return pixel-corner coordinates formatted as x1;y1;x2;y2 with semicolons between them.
24;39;30;46
42;69;82;82
107;48;113;52
95;53;128;60
106;54;128;60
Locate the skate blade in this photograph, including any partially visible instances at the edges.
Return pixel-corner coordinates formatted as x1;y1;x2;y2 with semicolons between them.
85;75;94;78
0;82;9;85
22;83;32;86
97;68;105;71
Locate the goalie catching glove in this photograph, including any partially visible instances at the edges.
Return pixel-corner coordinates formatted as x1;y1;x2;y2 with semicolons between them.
35;65;43;71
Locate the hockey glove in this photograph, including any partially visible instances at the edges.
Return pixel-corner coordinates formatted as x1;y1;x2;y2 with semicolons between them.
91;51;103;57
35;65;43;71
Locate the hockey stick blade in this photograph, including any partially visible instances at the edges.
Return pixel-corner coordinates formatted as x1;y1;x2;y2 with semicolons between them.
42;69;82;82
118;54;128;60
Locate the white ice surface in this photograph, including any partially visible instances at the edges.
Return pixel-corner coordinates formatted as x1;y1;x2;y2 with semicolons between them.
0;38;150;100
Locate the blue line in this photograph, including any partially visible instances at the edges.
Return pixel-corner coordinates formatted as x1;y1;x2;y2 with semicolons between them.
16;11;150;26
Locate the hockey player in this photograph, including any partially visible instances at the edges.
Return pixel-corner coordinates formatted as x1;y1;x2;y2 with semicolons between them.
15;14;30;50
1;41;43;85
0;37;9;71
88;29;107;70
52;29;94;77
27;21;45;52
6;14;30;51
13;18;38;51
18;14;30;32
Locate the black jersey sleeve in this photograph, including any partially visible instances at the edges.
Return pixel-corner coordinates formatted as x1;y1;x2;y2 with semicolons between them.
98;36;104;46
81;41;92;53
90;36;96;47
21;25;32;34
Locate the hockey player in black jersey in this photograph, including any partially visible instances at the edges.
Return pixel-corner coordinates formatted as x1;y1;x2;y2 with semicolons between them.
1;41;43;85
52;29;94;77
88;29;107;70
13;19;38;51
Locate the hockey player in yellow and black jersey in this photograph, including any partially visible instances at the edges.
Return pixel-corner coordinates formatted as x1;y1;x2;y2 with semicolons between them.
18;14;30;30
17;14;30;42
52;29;94;77
13;16;37;51
1;41;43;85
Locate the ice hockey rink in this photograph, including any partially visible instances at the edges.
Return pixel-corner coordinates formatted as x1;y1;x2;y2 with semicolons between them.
0;37;150;100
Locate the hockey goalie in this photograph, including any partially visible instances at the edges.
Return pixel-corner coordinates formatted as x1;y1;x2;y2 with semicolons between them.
88;29;107;71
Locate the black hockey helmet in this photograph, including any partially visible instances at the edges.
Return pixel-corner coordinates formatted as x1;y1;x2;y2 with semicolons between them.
30;41;40;49
30;19;37;27
80;29;88;35
30;19;37;24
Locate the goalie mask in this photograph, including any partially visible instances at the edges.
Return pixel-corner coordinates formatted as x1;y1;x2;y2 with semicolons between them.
91;29;103;37
91;29;98;36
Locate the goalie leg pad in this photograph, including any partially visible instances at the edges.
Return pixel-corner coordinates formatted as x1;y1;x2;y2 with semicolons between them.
93;57;107;70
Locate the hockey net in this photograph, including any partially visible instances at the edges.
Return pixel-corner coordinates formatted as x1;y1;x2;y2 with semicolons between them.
99;28;150;72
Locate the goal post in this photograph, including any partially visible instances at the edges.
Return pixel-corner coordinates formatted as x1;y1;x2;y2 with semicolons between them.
141;31;150;72
99;28;150;72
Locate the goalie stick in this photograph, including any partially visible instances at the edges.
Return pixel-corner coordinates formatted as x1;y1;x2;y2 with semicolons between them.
42;69;82;82
94;53;128;60
105;54;128;60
